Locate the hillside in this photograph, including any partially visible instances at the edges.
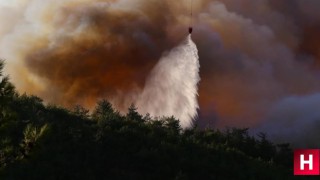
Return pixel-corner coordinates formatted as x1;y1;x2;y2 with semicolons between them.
0;60;309;179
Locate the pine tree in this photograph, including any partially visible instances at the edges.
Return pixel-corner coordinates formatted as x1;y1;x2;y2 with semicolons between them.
0;60;16;118
126;103;143;122
92;100;115;121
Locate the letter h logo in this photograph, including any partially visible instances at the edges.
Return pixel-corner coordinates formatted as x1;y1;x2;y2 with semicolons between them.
294;149;320;175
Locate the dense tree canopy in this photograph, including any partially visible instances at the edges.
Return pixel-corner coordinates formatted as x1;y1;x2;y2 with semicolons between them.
0;60;314;179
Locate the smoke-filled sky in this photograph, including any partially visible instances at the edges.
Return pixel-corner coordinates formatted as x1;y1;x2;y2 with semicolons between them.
1;0;320;146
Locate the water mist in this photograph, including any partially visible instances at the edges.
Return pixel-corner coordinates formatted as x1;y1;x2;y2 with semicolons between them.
137;35;200;129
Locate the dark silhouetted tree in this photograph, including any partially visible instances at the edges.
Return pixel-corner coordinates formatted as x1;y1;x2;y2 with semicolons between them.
126;103;143;122
92;100;116;121
0;60;16;118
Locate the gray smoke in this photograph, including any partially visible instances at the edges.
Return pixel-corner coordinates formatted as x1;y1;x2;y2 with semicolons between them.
257;93;320;148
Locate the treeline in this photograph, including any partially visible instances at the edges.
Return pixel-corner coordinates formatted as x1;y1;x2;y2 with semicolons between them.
0;60;309;179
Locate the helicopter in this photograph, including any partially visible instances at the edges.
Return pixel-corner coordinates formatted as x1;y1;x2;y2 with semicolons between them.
188;0;193;34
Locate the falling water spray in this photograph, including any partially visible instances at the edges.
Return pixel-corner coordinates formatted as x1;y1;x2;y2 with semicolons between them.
136;35;200;129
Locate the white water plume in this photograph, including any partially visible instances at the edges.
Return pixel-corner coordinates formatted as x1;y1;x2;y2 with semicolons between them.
136;35;200;129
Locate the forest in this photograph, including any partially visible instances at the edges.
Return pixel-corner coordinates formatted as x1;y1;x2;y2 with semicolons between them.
0;60;314;179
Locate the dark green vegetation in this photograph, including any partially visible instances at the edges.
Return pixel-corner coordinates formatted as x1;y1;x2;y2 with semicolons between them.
0;60;310;179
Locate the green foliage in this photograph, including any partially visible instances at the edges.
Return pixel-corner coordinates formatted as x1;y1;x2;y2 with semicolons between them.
72;105;90;119
92;100;115;121
0;60;16;119
0;61;306;179
126;103;143;122
20;124;48;157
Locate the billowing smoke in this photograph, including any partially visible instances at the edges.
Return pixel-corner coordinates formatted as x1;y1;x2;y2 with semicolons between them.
136;35;200;129
0;0;180;107
257;93;320;148
1;0;320;146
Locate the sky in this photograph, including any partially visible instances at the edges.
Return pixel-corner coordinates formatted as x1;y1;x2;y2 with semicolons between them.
0;0;320;147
